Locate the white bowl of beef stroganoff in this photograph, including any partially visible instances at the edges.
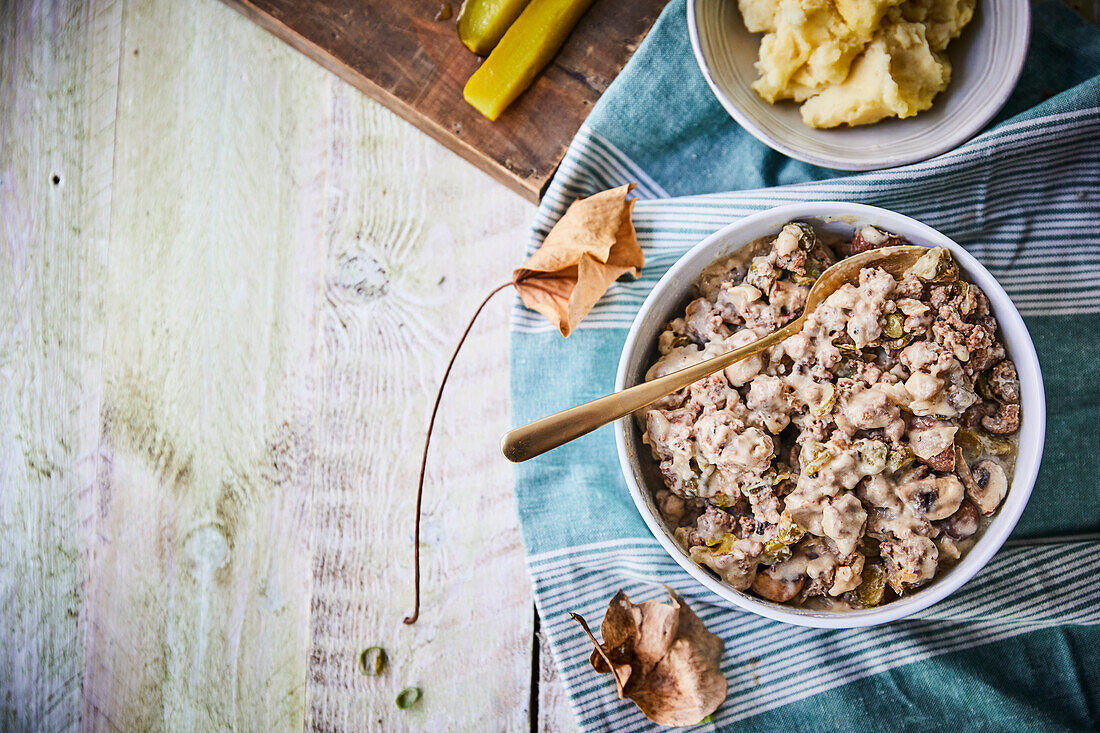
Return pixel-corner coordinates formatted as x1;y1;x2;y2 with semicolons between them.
615;203;1044;628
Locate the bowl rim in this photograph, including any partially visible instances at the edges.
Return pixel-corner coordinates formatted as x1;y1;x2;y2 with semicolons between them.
686;0;1033;171
614;202;1046;629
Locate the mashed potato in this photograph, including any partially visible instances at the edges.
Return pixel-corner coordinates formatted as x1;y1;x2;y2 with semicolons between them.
739;0;975;128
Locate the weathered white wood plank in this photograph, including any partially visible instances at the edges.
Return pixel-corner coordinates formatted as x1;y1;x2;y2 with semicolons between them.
0;0;120;728
303;76;536;731
538;623;582;733
4;0;539;729
78;0;329;728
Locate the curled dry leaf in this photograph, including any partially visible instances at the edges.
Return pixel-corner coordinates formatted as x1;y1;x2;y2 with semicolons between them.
513;183;643;337
573;588;727;726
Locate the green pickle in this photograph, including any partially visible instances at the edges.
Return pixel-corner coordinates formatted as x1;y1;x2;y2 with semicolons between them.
857;563;888;606
835;360;858;378
956;429;983;461
882;334;914;351
760;539;792;565
974;372;995;401
706;532;736;556
957;281;972;315
882;313;905;339
776;510;805;544
458;0;532;55
981;433;1017;457
746;259;777;292
799;440;833;476
911;247;958;283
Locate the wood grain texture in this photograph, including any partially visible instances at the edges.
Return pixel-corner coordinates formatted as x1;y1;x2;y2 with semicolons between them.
80;0;328;727
0;0;103;727
217;0;671;203
304;77;534;732
2;0;536;729
538;626;581;733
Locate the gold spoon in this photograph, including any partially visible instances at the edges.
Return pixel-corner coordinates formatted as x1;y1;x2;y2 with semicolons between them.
501;245;928;463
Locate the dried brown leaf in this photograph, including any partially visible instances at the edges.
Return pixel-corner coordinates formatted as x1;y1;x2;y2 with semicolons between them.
513;183;643;337
574;588;727;726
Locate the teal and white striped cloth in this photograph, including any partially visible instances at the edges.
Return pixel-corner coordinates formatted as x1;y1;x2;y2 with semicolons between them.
510;2;1100;730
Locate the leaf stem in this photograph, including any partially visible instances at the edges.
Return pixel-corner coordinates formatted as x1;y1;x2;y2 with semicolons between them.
569;612;624;695
404;281;514;625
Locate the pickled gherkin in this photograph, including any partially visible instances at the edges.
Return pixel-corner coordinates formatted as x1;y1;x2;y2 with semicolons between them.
705;532;736;556
746;258;778;293
974;372;995;401
957;281;973;315
463;0;598;120
980;433;1017;457
882;312;905;340
669;333;692;349
911;247;958;283
882;333;914;351
709;493;735;507
458;0;532;55
835;360;857;379
759;539;792;565
956;429;983;461
856;563;888;606
835;342;862;359
776;510;805;544
799;439;833;476
787;222;818;250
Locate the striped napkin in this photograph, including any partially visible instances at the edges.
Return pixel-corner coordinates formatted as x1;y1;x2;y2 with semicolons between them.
510;1;1100;730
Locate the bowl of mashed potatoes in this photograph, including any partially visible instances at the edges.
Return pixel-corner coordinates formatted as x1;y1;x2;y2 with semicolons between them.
614;202;1045;628
687;0;1030;169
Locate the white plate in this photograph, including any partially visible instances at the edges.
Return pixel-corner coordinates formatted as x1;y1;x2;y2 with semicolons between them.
615;203;1045;628
687;0;1031;170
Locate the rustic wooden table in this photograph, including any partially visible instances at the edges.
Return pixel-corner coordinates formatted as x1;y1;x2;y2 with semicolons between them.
4;0;1097;731
1;0;573;729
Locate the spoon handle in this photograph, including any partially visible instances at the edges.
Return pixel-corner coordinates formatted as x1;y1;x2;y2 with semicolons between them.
500;325;795;463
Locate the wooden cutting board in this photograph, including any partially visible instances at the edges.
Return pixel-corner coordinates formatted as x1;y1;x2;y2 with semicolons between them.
221;0;672;202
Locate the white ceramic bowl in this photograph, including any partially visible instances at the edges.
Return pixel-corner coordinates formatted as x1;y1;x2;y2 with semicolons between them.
687;0;1031;170
615;202;1045;628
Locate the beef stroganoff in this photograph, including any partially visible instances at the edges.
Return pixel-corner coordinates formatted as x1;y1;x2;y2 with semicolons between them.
641;223;1020;610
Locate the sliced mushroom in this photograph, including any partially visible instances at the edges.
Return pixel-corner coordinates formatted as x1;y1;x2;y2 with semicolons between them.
751;564;805;603
897;472;964;521
981;403;1020;435
964;459;1008;515
986;360;1020;404
938;498;980;540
